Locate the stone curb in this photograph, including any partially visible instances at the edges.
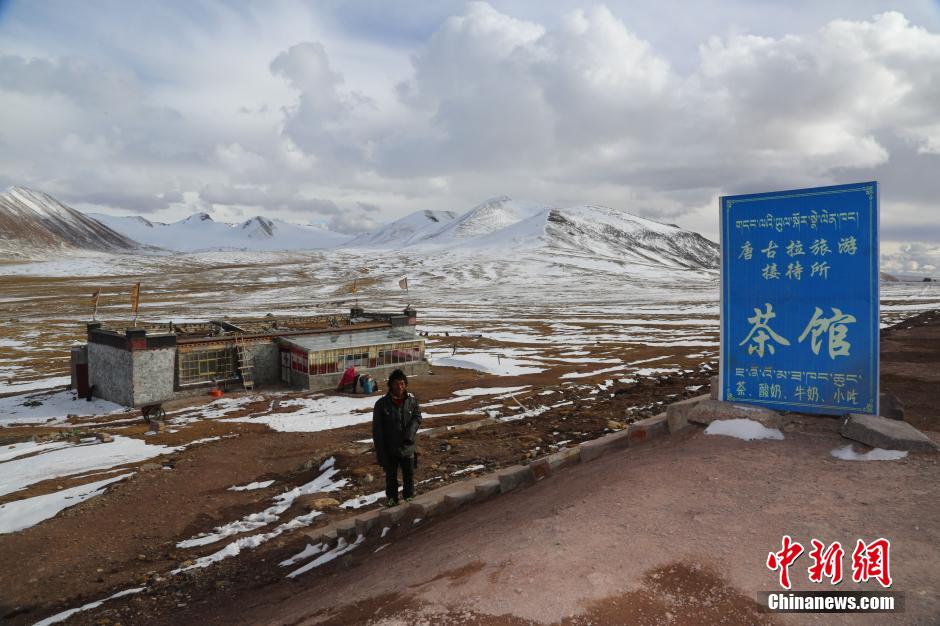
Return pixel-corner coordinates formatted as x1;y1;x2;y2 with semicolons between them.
298;412;671;559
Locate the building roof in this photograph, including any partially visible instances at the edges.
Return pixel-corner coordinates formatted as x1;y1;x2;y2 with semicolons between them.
281;326;419;352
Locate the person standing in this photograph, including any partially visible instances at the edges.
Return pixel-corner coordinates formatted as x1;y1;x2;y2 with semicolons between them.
372;368;422;506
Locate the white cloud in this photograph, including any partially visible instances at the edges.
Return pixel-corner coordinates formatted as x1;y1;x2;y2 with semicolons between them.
0;2;938;247
882;242;940;276
270;42;353;156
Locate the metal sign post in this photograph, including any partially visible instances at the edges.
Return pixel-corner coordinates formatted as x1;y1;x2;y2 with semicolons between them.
720;182;879;416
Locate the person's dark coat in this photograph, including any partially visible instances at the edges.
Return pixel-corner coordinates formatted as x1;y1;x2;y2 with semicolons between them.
372;392;422;467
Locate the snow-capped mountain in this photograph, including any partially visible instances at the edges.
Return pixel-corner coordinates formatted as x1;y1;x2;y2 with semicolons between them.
89;212;352;252
240;216;275;238
386;197;718;271
344;209;458;248
417;196;548;243
0;187;139;259
345;195;716;270
538;204;717;270
0;187;717;273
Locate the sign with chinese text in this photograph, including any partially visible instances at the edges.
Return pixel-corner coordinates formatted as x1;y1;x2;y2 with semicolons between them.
720;182;879;415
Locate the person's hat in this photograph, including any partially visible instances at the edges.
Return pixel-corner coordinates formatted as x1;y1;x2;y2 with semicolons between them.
388;369;408;385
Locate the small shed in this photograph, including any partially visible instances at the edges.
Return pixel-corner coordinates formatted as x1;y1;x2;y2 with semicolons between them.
279;325;426;390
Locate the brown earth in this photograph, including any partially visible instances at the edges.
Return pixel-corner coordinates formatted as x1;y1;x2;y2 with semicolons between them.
1;310;938;625
878;309;940;432
0;352;713;624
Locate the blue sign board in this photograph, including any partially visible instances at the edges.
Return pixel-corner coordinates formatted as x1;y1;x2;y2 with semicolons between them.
720;182;879;416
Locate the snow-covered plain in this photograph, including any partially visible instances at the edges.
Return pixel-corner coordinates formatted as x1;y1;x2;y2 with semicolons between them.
1;238;934;394
0;230;935;544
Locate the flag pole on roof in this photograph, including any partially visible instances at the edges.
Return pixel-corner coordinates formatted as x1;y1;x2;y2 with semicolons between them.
91;288;101;321
130;282;141;327
398;276;409;306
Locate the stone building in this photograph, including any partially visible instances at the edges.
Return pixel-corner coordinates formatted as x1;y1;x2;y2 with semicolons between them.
70;307;428;407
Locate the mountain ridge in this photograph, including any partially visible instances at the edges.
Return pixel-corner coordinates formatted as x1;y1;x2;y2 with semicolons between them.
88;211;352;252
0;188;719;272
355;196;719;271
0;187;140;258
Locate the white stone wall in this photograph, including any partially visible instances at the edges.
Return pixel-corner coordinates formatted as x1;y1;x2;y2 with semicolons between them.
132;347;176;406
87;342;134;406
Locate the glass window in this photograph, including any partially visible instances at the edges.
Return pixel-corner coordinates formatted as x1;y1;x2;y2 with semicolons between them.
178;348;236;386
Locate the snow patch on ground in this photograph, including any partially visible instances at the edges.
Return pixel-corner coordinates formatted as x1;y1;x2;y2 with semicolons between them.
632;367;680;377
341;490;384;510
830;445;908;461
0;436;174;497
498;404;552;422
0;389;126;425
0;473;133;534
430;351;544;375
627;355;673;365
0;440;70;463
167;395;265;424
0;376;71;395
174;511;323;573
223;394;375;433
423;386;529;407
32;587;145;626
543;357;622;364
560;364;626;379
280;542;326;567
287;535;366;578
704;419;784;441
228;480;275;492
178;458;345;548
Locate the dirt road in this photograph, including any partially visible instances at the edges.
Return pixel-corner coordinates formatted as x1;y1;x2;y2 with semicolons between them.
208;419;938;625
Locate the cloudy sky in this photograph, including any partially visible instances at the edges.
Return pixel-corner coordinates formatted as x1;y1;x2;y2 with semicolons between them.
1;1;939;271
